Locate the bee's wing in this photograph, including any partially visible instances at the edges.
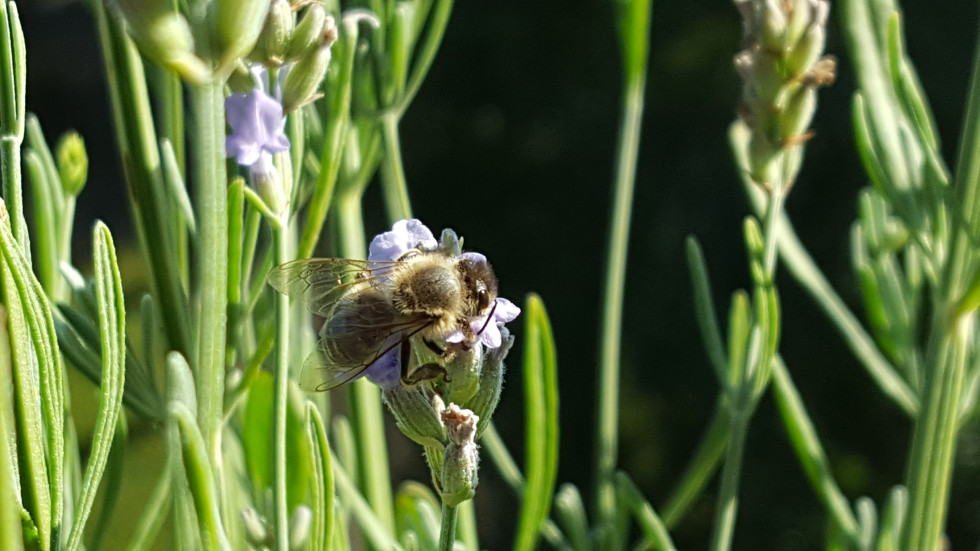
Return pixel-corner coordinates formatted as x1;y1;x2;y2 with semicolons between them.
267;258;401;317
298;313;434;392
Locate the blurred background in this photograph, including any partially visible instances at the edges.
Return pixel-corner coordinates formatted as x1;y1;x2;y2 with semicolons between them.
17;0;980;548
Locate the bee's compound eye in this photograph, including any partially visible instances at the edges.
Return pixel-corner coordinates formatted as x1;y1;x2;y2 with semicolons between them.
477;287;492;312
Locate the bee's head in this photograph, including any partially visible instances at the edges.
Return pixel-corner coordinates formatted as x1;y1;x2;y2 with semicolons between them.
457;253;498;316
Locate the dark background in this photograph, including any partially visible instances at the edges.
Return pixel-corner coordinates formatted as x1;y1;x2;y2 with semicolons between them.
19;0;980;548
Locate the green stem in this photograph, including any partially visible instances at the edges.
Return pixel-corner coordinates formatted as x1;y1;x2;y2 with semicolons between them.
272;216;291;551
381;113;412;222
660;399;728;528
337;192;396;533
190;78;229;469
392;0;455;117
595;73;645;543
439;502;458;551
903;327;968;548
708;409;749;551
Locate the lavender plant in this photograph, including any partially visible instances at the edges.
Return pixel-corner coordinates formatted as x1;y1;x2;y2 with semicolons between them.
3;0;980;549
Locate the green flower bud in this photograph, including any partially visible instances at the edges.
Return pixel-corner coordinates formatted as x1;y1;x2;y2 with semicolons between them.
252;0;294;64
442;343;483;405
286;5;327;61
114;0;210;82
241;507;270;547
440;404;479;506
216;0;273;66
252;162;286;215
780;86;816;144
786;22;826;79
383;385;447;448
56;131;88;196
289;506;312;551
280;44;332;112
461;329;513;438
759;0;787;50
747;132;779;186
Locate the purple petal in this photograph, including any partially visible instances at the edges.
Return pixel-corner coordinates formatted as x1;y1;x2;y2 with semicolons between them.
492;297;521;323
369;219;437;261
364;349;401;390
480;322;503;348
460;252;487;266
225;88;290;167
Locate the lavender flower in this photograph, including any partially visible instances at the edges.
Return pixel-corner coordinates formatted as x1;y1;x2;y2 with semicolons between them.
225;84;290;212
225;87;290;174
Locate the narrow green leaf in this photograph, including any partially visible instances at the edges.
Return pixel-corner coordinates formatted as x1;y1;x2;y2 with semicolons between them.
171;404;232;551
160;139;196;233
307;403;335;551
88;418;127;549
23;150;59;295
0;202;51;551
770;359;862;545
395;482;440;550
554;484;590;551
614;0;653;87
876;486;907;551
332;459;403;550
0;305;25;550
616;472;676;551
65;222;126;551
515;293;559;551
726;291;752;389
686;237;728;385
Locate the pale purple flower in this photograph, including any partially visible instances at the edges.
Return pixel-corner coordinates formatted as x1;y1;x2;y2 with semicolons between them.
225;88;290;173
368;219;438;262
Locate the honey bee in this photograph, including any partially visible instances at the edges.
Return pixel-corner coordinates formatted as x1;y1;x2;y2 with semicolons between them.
267;248;500;391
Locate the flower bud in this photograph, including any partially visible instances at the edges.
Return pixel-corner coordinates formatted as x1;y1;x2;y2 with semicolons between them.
383;385;447;448
115;0;210;82
462;328;513;437
289;506;312;551
56;131;88;196
241;507;270;547
251;157;286;215
286;5;327;60
252;0;294;64
216;0;273;65
759;0;787;50
280;44;332;112
780;86;816;144
786;22;826;79
442;343;483;405
440;404;479;506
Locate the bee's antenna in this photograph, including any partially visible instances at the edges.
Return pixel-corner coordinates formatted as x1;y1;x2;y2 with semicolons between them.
476;300;498;336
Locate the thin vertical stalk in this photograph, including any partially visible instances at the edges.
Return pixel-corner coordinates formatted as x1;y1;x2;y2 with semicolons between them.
272;216;291;551
336;191;396;533
709;409;749;551
595;73;646;543
190;78;229;469
380;113;412;222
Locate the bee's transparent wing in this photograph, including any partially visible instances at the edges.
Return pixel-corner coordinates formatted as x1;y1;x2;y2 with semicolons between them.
298;313;433;392
266;258;400;317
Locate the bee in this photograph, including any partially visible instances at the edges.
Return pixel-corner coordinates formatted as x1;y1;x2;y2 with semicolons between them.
267;248;500;391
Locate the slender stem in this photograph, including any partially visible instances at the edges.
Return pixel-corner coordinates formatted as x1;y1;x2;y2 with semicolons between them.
381;113;412;222
392;0;455;117
708;409;749;551
595;74;645;542
337;192;396;533
190;78;229;471
439;502;459;551
272;216;291;551
660;399;728;528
